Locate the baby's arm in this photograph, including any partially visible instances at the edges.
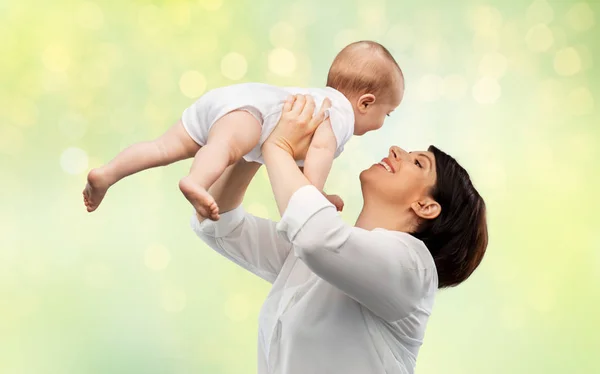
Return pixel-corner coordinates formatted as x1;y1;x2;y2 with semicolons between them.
303;118;337;192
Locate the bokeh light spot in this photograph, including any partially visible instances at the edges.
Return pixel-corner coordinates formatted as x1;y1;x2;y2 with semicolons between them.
42;43;71;72
220;52;247;80
268;48;296;77
179;70;207;98
566;3;595;32
525;24;554;52
144;244;171;271
161;288;187;313
478;52;508;79
554;47;582;76
60;147;89;175
76;1;104;30
526;0;554;25
472;77;501;104
269;22;296;48
567;87;594;116
224;293;250;322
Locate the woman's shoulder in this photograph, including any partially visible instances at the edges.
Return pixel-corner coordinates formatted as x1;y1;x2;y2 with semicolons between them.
369;228;439;291
354;228;438;319
370;229;435;267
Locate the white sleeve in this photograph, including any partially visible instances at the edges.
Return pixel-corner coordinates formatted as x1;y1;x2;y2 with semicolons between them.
276;185;437;322
191;206;293;283
327;107;353;158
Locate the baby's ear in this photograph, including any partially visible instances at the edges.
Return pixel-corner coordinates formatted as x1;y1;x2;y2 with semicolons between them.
358;94;376;110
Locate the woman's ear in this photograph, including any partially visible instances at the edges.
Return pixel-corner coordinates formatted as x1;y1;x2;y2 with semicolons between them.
357;94;376;113
410;198;441;220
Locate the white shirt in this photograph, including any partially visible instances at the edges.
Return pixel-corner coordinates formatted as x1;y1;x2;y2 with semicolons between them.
192;186;438;374
181;83;355;166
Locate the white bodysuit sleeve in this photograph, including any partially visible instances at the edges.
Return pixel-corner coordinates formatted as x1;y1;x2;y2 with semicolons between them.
327;107;354;158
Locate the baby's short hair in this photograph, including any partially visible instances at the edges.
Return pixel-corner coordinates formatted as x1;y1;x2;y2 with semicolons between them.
326;41;404;103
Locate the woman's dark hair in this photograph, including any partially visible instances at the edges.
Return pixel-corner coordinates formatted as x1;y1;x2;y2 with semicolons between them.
412;146;488;288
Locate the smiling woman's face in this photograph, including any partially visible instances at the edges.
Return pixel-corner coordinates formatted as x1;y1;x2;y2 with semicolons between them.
359;146;438;212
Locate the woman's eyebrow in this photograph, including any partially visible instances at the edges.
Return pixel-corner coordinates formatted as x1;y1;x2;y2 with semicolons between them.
410;152;433;170
421;154;433;170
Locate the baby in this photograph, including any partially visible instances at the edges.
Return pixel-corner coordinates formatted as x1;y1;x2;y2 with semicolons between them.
83;41;404;220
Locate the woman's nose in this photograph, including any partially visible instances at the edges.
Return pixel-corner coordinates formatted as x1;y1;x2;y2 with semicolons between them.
389;146;407;160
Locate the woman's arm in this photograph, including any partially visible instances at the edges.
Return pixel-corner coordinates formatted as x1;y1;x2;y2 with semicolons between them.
262;95;331;214
262;95;436;321
192;206;293;283
192;159;292;283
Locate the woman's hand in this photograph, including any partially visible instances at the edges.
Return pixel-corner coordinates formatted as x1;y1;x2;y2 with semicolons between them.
262;94;332;160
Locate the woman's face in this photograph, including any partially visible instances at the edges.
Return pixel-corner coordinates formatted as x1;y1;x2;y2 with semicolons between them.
359;146;438;209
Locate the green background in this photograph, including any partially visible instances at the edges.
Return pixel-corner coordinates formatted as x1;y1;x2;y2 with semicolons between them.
1;0;598;373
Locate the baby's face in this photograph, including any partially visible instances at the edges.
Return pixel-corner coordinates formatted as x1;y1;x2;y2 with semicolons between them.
353;93;402;136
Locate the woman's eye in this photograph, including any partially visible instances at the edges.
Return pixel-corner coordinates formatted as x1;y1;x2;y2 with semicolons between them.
386;114;390;117
415;160;422;168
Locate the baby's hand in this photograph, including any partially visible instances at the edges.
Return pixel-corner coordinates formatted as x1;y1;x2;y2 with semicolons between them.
326;193;344;212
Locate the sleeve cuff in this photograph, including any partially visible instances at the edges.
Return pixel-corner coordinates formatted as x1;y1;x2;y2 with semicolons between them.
190;205;246;238
276;185;333;241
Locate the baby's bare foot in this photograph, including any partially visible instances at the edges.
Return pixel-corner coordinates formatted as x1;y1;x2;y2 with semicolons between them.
179;177;220;221
83;168;112;212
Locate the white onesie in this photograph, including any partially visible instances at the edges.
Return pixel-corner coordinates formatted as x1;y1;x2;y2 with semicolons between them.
181;83;355;166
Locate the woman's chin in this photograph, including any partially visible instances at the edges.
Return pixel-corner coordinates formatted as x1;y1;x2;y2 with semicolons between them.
359;165;378;182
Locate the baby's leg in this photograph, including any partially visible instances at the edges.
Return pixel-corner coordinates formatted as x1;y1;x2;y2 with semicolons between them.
179;111;261;220
83;120;199;212
194;159;261;222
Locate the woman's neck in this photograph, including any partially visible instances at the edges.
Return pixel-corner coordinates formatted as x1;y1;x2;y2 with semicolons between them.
355;202;416;232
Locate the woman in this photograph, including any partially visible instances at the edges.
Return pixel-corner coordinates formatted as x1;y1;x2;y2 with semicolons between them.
192;95;488;373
